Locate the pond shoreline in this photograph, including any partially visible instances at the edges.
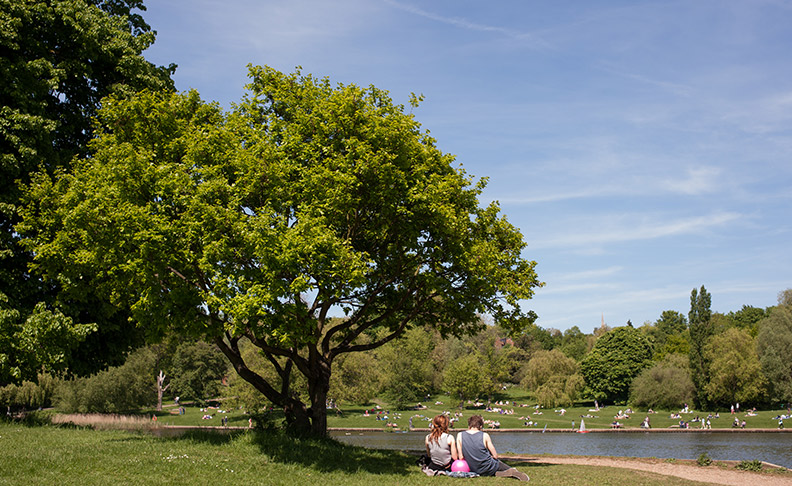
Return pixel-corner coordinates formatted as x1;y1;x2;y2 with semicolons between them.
329;427;792;433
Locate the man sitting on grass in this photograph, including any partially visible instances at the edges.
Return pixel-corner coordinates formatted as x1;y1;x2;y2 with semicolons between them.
457;415;529;481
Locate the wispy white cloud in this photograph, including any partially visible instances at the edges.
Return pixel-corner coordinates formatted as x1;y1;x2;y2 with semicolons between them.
496;164;724;205
718;89;792;135
381;0;550;47
553;266;625;282
536;282;620;296
598;63;695;97
713;281;792;297
533;212;744;250
661;167;723;195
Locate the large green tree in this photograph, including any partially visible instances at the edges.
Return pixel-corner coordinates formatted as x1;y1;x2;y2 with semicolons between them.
703;327;765;407
377;327;435;409
725;305;767;337
20;67;541;435
0;296;95;385
442;352;489;404
757;306;792;405
656;310;687;337
169;341;228;402
559;325;589;362
0;0;174;384
688;285;713;408
580;326;652;403
521;348;582;408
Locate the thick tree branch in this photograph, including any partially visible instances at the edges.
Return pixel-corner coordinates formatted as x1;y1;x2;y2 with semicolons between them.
213;334;286;406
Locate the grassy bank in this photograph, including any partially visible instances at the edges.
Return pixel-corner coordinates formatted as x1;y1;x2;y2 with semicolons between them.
324;398;788;431
103;392;790;431
0;422;726;486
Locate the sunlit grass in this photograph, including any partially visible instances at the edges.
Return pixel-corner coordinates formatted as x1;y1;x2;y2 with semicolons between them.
325;394;788;431
47;393;789;432
0;422;722;486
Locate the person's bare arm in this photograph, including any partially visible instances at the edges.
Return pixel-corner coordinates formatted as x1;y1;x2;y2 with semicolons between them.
483;432;498;459
449;435;459;461
456;433;464;460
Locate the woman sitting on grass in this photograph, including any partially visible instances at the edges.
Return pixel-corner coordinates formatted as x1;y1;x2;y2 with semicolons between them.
425;414;457;472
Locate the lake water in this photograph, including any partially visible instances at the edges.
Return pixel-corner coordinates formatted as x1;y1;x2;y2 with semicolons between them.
330;430;792;468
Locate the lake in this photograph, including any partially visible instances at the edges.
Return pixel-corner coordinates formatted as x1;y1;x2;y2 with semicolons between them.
330;430;792;468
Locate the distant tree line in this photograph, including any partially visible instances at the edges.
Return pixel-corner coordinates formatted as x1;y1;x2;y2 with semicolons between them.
8;287;788;414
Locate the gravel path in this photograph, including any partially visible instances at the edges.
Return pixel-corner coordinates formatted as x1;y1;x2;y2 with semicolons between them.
511;455;792;486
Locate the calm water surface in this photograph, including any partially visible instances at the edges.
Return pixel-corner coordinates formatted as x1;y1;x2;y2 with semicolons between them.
330;430;792;468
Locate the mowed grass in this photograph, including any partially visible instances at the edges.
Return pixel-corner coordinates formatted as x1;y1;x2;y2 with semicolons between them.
102;391;790;431
0;422;715;486
324;393;787;431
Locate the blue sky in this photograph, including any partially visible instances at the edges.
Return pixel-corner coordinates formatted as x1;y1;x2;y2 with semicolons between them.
142;0;791;332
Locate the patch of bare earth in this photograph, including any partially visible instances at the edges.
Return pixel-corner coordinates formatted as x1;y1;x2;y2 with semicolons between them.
510;456;792;486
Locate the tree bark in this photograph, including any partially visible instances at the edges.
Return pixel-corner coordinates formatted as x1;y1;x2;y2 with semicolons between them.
156;370;169;412
307;356;332;437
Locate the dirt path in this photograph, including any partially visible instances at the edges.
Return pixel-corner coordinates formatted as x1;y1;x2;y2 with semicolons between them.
511;455;792;486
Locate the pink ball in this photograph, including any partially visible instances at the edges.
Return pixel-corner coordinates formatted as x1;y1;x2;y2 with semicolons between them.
451;459;470;472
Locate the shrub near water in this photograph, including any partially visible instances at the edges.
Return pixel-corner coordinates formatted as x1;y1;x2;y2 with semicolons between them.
736;459;763;472
696;453;712;466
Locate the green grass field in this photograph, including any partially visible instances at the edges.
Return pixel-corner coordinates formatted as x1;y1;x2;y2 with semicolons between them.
127;392;789;432
0;422;734;486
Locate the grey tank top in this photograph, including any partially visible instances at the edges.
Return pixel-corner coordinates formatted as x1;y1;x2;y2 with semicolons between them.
458;430;499;476
426;432;453;466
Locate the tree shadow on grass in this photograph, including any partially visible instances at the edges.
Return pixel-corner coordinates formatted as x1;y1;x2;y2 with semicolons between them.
146;427;415;476
248;429;415;476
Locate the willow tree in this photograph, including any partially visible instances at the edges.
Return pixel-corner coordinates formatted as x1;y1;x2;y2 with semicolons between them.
20;66;541;435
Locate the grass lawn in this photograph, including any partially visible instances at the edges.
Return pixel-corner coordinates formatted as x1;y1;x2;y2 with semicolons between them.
96;392;789;431
324;393;786;431
0;422;718;486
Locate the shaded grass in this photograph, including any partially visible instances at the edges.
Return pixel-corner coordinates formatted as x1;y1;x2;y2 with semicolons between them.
0;422;726;486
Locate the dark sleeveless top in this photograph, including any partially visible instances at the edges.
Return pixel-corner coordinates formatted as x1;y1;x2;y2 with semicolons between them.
457;430;499;476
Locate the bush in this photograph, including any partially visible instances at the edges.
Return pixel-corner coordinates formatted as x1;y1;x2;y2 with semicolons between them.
630;354;694;410
0;373;58;410
736;459;762;471
54;347;157;413
696;452;712;467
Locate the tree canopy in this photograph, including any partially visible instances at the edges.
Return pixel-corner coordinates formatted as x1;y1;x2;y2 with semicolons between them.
703;327;765;406
688;285;713;408
521;348;582;408
0;0;174;385
630;354;694;410
580;326;652;403
757;306;792;404
20;66;541;434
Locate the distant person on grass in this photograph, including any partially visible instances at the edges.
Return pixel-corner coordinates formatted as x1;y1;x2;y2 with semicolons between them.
424;414;458;472
457;414;530;481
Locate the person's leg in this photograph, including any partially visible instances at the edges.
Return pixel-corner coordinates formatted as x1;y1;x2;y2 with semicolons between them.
494;461;530;481
426;461;449;472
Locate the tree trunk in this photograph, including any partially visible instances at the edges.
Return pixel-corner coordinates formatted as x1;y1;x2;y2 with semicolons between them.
306;355;332;437
283;398;313;435
156;370;169;412
214;335;332;437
